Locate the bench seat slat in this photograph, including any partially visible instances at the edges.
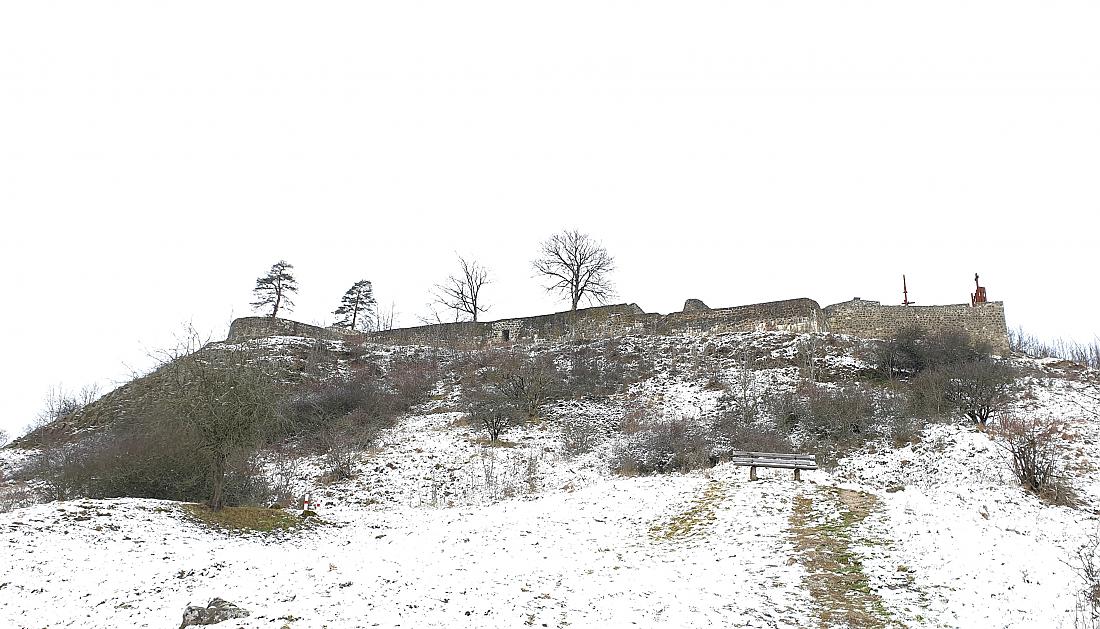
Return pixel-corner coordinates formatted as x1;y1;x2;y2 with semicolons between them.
728;460;818;470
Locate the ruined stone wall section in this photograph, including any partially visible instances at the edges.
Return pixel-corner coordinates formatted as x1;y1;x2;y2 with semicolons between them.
661;297;826;335
227;317;352;342
366;321;492;347
365;304;652;347
226;297;1009;352
823;299;1009;353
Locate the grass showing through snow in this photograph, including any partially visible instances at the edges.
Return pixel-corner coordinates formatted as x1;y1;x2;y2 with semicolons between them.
649;480;726;541
182;504;314;534
790;487;900;628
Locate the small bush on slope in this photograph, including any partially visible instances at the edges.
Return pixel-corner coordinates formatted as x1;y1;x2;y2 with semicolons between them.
992;415;1076;505
611;414;713;476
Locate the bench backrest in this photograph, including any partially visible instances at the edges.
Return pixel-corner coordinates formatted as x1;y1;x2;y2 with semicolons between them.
726;450;817;469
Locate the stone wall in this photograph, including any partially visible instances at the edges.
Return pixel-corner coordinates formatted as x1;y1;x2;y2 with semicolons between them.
226;317;351;343
365;304;652;347
225;295;1009;353
360;299;823;347
823;298;1009;353
661;298;826;335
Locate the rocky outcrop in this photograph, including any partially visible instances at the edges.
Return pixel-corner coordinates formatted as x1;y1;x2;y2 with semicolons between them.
180;598;250;627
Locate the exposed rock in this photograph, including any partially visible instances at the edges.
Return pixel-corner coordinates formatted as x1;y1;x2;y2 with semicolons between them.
180;598;250;627
682;298;710;312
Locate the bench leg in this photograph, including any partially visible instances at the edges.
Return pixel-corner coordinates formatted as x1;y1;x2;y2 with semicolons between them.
749;466;757;481
794;468;801;482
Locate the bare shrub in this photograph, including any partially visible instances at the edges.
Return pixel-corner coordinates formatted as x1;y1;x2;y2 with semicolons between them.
41;418;267;507
278;375;383;432
712;415;794;456
719;349;765;425
874;327;991;381
565;339;652;397
319;410;391;482
1010;327;1100;369
796;336;822;382
302;338;337;376
1069;530;1100;628
319;420;358;482
887;413;926;446
498;354;563;418
560;418;606;457
799;384;880;443
262;452;303;508
942;360;1016;427
468;397;522;443
906;369;951;418
460;350;564;439
0;481;36;513
389;356;439;408
32;383;102;429
610;415;713;476
991;415;1074;504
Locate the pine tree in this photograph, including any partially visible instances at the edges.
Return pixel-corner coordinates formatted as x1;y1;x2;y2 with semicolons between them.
251;260;298;318
334;279;376;331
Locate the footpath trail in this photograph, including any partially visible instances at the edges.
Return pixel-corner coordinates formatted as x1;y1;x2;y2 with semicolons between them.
789;486;912;629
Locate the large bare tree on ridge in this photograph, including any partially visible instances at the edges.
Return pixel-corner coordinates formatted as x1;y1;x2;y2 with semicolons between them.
433;255;491;322
532;229;615;312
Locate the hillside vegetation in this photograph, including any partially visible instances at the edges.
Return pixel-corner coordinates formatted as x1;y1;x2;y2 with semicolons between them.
2;326;1099;628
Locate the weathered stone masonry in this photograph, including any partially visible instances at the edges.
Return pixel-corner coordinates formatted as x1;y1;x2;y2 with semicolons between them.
226;295;1009;352
823;298;1009;353
227;317;351;342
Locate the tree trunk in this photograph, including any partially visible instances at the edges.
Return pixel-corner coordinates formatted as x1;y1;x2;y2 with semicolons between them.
209;452;229;511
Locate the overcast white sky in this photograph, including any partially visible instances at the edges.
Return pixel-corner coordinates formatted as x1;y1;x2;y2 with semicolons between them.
1;1;1097;438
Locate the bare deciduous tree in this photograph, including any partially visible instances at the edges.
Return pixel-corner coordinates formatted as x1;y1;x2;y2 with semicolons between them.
433;255;491;322
375;302;399;331
532;229;615;311
251;260;298;318
33;383;101;428
163;351;279;510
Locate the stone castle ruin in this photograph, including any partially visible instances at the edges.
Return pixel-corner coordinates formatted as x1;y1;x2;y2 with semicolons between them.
227;281;1010;353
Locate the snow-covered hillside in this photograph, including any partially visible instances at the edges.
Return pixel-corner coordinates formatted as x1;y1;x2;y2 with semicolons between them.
2;331;1099;628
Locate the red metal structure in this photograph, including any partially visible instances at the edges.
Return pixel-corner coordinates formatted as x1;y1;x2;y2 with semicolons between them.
971;273;988;306
902;274;912;306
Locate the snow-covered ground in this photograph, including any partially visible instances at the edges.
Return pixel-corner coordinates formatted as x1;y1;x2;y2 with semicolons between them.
2;333;1099;628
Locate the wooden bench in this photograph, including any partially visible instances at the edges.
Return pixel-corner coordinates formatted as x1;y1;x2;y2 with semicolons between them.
726;451;818;481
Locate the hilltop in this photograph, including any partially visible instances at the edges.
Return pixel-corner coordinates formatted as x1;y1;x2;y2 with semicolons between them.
2;319;1099;628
